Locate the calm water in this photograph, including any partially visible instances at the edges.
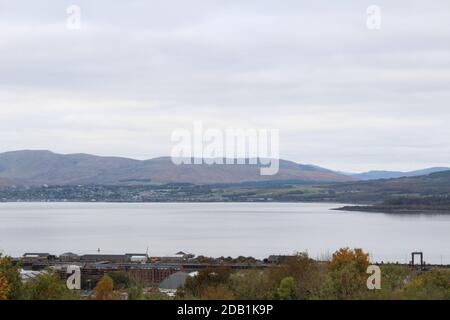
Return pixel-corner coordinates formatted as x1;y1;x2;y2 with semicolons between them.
0;202;449;264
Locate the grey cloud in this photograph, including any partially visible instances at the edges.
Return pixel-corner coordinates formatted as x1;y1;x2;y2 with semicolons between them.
0;0;449;171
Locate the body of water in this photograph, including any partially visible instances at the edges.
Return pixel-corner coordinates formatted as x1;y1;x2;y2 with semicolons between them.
0;202;449;264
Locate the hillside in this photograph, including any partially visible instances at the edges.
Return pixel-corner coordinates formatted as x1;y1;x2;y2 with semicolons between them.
0;150;351;186
0;177;22;187
328;170;450;203
350;167;450;180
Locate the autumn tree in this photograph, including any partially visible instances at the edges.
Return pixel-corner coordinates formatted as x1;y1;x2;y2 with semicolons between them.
322;248;370;299
0;274;10;300
93;274;115;300
329;248;369;274
0;255;23;300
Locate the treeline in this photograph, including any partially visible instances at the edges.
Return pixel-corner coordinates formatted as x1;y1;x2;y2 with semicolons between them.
384;195;450;206
1;248;449;300
178;249;449;300
339;195;450;213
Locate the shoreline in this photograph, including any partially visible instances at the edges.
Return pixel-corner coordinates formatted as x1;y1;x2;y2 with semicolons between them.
335;205;450;214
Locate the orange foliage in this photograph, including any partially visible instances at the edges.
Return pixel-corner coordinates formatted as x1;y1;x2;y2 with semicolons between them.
329;248;369;273
0;274;9;300
93;275;115;300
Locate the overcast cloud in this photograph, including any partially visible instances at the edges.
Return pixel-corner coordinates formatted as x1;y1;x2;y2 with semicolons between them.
0;0;449;172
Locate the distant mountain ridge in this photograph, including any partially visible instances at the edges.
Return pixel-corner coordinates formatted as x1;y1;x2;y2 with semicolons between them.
329;170;450;203
350;167;450;180
0;150;351;186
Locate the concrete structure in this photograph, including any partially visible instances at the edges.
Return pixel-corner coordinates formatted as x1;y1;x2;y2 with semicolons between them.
410;252;426;270
158;271;191;290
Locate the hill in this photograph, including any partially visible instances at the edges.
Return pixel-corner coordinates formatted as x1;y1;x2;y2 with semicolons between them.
0;150;351;186
350;167;450;180
328;170;450;204
0;177;22;187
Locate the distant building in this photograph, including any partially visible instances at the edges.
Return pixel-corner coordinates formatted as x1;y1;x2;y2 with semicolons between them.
80;264;181;286
23;253;52;258
125;253;148;263
80;254;131;263
60;252;80;262
129;255;148;264
155;252;194;263
22;253;56;263
265;255;295;264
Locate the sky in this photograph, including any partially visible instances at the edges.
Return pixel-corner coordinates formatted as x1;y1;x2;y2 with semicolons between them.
0;0;449;172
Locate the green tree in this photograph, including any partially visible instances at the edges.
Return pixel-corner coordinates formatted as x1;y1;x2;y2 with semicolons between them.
200;286;234;300
0;255;23;299
107;271;133;290
229;270;274;300
277;277;296;300
145;290;171;300
23;269;78;300
267;252;325;300
127;284;145;300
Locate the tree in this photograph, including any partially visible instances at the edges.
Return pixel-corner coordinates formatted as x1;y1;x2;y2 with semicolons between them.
23;270;77;300
329;248;369;274
127;284;145;300
0;255;23;300
107;271;133;290
0;274;10;300
229;270;274;300
322;248;370;299
277;277;296;300
267;252;324;300
183;267;231;298
200;286;234;300
93;274;115;300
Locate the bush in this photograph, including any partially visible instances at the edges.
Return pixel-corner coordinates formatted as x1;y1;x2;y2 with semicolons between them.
23;269;78;300
400;269;450;300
